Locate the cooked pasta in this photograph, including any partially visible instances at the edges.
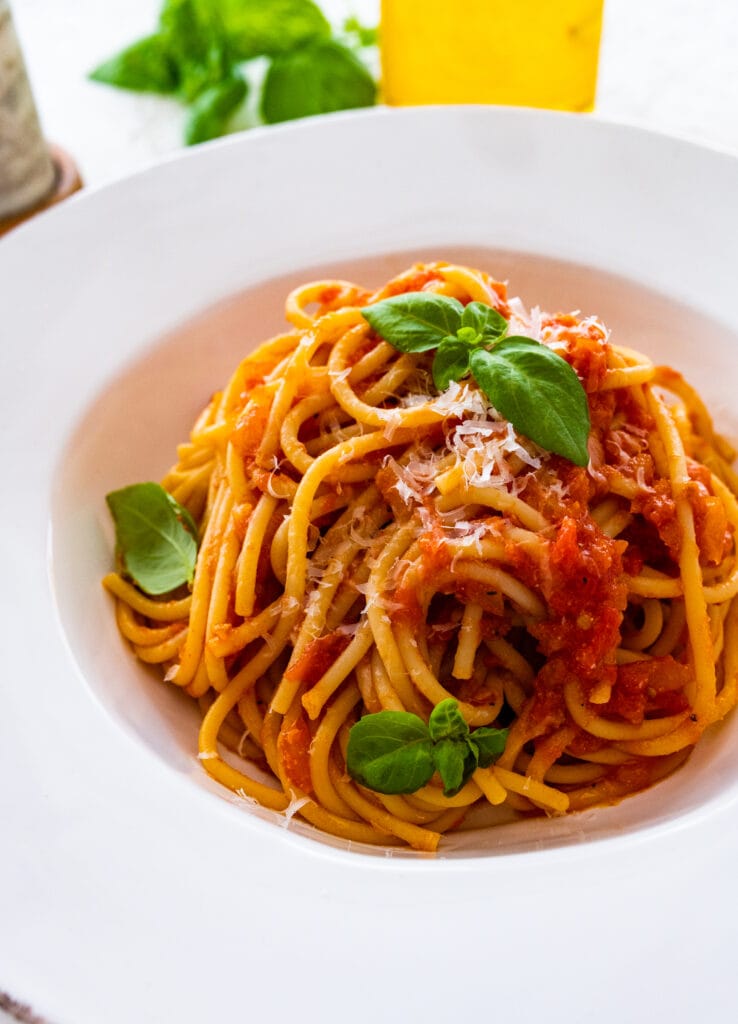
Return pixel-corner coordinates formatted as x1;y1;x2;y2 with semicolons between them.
103;261;738;852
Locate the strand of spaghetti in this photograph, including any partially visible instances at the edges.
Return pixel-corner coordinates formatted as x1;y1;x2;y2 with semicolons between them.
452;602;484;679
492;767;570;813
410;780;483;810
197;693;256;758
525;725;579;782
626;573;683;599
291;491;388;656
199;679;292;811
437;485;549;532
699;473;738;603
257;310;363;466
237;685;266;745
302;620;374;719
360;525;429;715
133;630;187;664
572;747;633;765
600;352;654;390
446;536;509;563
453;562;547;618
225;330;302;401
235;493;278;617
270;489;359;584
360;352;418;405
204;495;238;692
369;648;405;711
184;659;210;700
166;470;232;689
501;674;529;715
541;762;606;784
114;600;185;646
649;599;687;657
261;712;409;847
437;264;506;308
328;325;445;429
376;793;450;826
306;682;363;819
715;597;738;718
199;608;300;778
654;366;737;463
280;393;335;474
471;768;508;806
394;619;499;727
329;761;441;852
165;458;214;510
225;436;252;503
622;599;664;651
565;750;690;811
261;711;402;844
102;573;191;621
564;678;689;740
325;571;370;631
206;598;284;659
285;280;369;329
646;385;716;718
355;653;380;713
485;636;536;684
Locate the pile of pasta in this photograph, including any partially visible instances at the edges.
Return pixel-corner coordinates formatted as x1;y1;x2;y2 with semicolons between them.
104;262;738;852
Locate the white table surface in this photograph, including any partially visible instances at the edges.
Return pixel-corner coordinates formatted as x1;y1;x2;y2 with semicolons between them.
2;1;737;1021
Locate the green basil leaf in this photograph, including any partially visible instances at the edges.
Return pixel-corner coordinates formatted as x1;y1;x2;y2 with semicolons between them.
428;698;470;742
431;336;473;392
433;738;478;797
211;0;330;60
468;726;509;768
262;39;376;124
162;489;198;541
460;301;508;342
469;338;591;466
184;74;248;144
362;294;464;353
346;711;434;794
342;15;379;48
89;34;179;94
160;0;231;101
106;482;198;596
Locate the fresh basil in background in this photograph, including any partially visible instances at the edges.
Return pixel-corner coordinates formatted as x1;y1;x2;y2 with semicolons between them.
106;482;199;595
362;293;592;466
346;698;509;798
262;39;375;124
89;0;377;145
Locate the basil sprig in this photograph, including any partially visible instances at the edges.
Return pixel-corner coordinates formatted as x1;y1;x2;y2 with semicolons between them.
361;293;590;466
106;482;199;596
346;698;508;797
90;0;377;145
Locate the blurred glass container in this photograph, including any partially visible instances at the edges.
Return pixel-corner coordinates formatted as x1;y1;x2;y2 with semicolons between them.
381;0;604;112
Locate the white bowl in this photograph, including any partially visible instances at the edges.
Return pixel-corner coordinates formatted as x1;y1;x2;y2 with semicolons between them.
3;107;738;1023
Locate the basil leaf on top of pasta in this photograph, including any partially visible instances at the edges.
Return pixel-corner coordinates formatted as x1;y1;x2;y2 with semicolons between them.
106;483;198;595
361;292;591;465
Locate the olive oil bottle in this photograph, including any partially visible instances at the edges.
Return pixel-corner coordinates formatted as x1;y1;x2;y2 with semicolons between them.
381;0;604;111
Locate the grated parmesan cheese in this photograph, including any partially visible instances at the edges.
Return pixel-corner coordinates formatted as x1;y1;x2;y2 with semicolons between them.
281;793;311;827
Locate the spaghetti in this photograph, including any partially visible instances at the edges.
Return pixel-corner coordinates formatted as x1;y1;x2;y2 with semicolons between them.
103;262;738;852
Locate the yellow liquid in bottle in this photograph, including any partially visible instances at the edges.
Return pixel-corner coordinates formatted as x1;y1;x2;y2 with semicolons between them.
381;0;604;112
